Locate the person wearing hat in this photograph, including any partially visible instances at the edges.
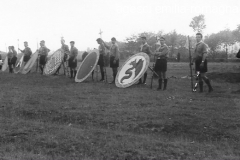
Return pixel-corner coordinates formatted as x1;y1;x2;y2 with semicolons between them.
68;41;78;78
154;37;169;90
19;41;32;66
137;36;152;85
103;37;120;84
96;38;106;81
54;39;70;75
38;40;50;74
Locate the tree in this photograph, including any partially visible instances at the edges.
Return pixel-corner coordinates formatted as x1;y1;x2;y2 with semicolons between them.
204;33;221;59
189;14;206;33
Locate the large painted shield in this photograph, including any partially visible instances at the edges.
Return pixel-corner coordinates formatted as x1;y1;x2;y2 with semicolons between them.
14;54;24;73
22;51;39;74
75;50;99;83
115;52;150;88
1;57;8;72
44;49;64;75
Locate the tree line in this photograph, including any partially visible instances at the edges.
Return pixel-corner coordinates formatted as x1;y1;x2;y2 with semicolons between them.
116;14;240;61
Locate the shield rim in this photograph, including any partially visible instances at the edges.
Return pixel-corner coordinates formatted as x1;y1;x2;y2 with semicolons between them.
14;55;24;73
1;57;8;71
115;52;150;88
75;50;99;83
44;49;64;75
21;51;39;74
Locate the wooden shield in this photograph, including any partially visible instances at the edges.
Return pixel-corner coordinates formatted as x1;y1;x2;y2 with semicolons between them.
1;57;8;72
22;51;39;74
75;50;99;83
14;54;24;73
44;49;64;75
115;52;150;88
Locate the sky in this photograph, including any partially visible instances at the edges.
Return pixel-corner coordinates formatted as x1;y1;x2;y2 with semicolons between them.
0;0;239;53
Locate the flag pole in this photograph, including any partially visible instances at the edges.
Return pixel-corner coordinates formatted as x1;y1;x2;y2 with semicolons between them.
188;36;193;91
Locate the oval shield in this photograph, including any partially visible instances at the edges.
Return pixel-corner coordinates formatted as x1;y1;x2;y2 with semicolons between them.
115;52;150;88
22;51;39;74
44;49;64;75
1;57;8;72
14;54;24;73
75;50;99;83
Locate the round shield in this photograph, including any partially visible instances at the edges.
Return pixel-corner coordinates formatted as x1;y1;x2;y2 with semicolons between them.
75;50;99;83
14;54;24;73
44;49;64;75
115;52;150;88
1;57;8;72
22;51;39;74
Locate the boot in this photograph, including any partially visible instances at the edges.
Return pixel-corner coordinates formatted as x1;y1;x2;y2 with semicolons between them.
40;66;43;74
109;74;115;84
204;79;213;92
74;70;77;78
70;70;73;78
100;71;104;81
157;79;162;90
143;73;147;84
163;79;168;90
199;81;203;93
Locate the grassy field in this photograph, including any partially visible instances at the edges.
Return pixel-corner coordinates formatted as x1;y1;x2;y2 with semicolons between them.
0;62;240;160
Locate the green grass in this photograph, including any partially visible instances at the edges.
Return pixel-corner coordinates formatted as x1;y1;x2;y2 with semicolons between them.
0;62;240;160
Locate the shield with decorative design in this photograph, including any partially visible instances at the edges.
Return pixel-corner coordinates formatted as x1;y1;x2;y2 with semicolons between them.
115;52;150;88
75;50;99;83
22;51;39;74
44;49;64;75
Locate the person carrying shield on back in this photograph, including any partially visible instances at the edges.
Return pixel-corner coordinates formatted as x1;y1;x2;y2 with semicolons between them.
68;41;78;78
103;37;120;84
54;39;70;75
96;38;106;82
154;37;169;90
19;41;32;66
38;40;50;75
190;33;213;93
137;36;152;85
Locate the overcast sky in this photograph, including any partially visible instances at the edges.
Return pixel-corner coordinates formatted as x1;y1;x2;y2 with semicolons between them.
0;0;239;52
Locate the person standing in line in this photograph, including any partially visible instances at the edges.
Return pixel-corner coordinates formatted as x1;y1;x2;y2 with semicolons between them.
191;33;213;93
103;37;120;84
19;41;32;66
38;40;50;75
154;37;169;90
68;41;78;78
137;36;152;85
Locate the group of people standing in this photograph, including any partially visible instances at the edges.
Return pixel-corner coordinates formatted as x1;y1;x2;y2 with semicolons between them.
1;32;213;93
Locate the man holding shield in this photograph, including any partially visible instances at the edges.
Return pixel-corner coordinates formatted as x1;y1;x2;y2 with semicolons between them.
38;40;50;75
103;37;120;84
137;36;152;85
54;39;70;75
19;41;32;66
